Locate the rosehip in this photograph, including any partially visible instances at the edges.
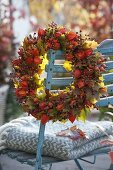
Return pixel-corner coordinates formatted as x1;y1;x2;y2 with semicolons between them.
99;66;105;72
38;28;45;37
78;80;85;88
99;87;107;93
18;90;26;97
76;51;85;60
48;102;53;108
73;69;82;78
56;104;64;111
54;32;61;38
26;57;33;64
53;42;60;50
12;58;21;66
34;57;42;64
30;48;39;56
20;81;28;87
85;49;93;56
59;28;66;34
66;54;74;61
39;102;46;108
67;32;78;41
41;114;49;124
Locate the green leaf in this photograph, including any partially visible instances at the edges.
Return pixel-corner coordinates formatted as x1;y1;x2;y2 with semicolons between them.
78;109;87;122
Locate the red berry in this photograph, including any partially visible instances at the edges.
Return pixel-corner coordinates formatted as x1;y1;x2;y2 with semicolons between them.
18;90;27;97
39;102;46;109
41;114;49;124
34;98;38;102
20;81;28;87
12;58;21;66
54;32;61;38
34;57;42;64
59;28;66;34
30;48;39;56
48;102;53;108
73;69;82;78
77;80;85;88
76;51;85;60
26;57;33;64
53;42;60;50
67;32;78;41
66;54;74;61
85;49;93;56
56;104;64;111
99;66;105;72
38;28;45;37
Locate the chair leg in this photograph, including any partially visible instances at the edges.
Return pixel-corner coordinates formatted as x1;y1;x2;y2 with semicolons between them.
0;164;3;170
35;123;45;170
74;156;97;170
74;159;84;170
49;163;52;170
79;155;96;164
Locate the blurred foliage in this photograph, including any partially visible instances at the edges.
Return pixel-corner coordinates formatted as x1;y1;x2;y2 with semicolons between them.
5;87;23;122
99;106;113;121
29;0;112;43
0;0;14;85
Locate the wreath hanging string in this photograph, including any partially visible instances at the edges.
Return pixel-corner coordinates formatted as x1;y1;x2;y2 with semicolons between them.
12;23;107;124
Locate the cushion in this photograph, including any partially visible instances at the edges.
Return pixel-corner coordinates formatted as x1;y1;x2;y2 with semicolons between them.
0;116;113;160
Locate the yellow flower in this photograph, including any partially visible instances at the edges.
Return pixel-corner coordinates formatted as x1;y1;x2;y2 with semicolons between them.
39;54;48;70
90;98;97;104
65;87;70;92
63;60;72;71
98;82;105;88
37;87;44;92
99;76;104;81
34;73;44;86
78;109;86;122
83;40;98;49
61;119;68;123
35;78;44;86
52;92;58;96
37;91;46;99
14;82;19;88
34;73;39;79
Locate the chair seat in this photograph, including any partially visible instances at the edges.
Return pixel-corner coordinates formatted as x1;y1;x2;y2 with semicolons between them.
0;146;111;167
0;149;63;166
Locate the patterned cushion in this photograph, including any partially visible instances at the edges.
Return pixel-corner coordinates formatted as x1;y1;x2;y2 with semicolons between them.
0;116;113;160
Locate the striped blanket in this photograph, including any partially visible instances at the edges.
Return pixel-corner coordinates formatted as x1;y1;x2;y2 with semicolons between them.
0;116;113;160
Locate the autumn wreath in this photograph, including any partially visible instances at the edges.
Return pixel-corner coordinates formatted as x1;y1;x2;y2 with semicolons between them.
12;23;107;124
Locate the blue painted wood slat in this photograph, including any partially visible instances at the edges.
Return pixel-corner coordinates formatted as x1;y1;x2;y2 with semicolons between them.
103;73;113;82
106;84;113;94
96;96;113;107
45;50;56;90
45;64;67;73
97;48;113;55
51;77;73;86
46;61;113;73
105;61;113;70
53;50;64;59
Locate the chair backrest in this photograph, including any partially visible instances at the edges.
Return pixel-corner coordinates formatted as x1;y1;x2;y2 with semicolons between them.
96;39;113;107
45;39;113;108
45;50;72;90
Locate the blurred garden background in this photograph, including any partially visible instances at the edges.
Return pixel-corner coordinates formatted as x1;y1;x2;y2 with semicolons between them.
0;0;113;125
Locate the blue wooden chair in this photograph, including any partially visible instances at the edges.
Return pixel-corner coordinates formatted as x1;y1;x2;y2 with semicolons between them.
35;39;113;170
0;39;113;170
